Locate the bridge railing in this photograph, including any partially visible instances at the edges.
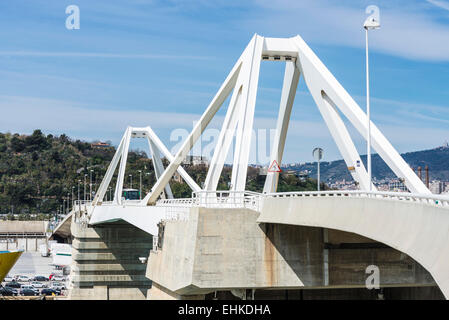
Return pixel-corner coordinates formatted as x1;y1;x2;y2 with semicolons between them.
156;191;262;211
157;198;195;207
263;190;449;208
73;200;92;211
103;190;449;212
192;190;262;211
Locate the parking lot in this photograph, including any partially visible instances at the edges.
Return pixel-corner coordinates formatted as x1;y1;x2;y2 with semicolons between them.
1;252;69;298
1;275;69;297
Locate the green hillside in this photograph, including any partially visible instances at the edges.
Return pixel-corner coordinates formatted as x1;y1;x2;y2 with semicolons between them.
0;130;321;215
288;146;449;182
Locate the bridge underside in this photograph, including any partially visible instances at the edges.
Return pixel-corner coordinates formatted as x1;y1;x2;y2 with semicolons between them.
258;196;449;299
146;206;444;300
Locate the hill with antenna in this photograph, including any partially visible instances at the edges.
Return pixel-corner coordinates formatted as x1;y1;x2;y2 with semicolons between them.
287;144;449;183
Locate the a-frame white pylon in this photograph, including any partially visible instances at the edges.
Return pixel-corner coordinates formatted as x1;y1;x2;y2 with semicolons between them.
141;34;429;205
92;126;201;206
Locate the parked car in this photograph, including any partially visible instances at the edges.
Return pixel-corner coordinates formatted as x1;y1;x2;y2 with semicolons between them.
3;275;14;282
20;288;39;296
41;288;59;296
30;281;47;289
15;275;31;282
33;276;49;282
50;282;65;290
51;275;65;281
5;281;21;288
5;286;19;296
0;286;16;296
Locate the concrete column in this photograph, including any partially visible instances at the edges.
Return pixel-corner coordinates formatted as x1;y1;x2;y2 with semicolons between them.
68;220;153;300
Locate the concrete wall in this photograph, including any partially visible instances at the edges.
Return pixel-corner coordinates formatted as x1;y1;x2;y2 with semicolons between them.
68;220;153;300
0;221;48;233
147;207;318;297
0;238;47;252
147;207;438;299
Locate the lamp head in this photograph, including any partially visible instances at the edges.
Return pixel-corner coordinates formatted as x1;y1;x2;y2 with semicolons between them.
364;5;380;30
364;17;380;30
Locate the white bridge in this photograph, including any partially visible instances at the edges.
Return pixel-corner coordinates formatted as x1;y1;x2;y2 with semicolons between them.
81;35;449;299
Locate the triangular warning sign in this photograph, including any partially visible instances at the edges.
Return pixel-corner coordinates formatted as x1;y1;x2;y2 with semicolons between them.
268;160;282;173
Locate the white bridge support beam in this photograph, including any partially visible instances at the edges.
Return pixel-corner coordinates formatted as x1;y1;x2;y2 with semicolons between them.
142;36;262;204
204;85;242;191
148;137;173;199
230;35;264;192
91;126;199;212
114;127;132;205
140;34;429;202
291;36;429;194
313;90;373;191
92;130;127;206
92;34;429;228
263;61;300;193
144;126;201;192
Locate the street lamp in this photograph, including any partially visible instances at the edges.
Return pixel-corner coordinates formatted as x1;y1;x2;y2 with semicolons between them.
78;179;81;213
138;170;142;200
364;5;380;191
313;148;324;191
84;174;87;201
129;174;133;189
71;186;75;210
90;170;94;201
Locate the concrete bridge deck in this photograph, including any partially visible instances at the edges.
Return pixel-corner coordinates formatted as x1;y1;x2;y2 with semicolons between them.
82;190;449;299
258;191;449;299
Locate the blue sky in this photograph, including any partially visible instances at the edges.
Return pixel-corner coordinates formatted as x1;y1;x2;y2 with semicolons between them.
0;0;448;163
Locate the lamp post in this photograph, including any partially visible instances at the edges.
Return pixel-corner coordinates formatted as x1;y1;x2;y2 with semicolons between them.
84;174;87;201
145;172;151;194
364;5;380;191
138;170;142;200
90;170;94;201
71;186;75;210
313;148;324;191
78;179;81;213
129;174;133;189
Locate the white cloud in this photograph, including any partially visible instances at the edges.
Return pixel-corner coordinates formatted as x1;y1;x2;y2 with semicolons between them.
427;0;449;11
0;51;212;60
250;0;449;61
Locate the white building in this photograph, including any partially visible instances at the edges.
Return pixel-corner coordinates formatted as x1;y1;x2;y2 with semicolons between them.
429;181;444;194
182;155;209;166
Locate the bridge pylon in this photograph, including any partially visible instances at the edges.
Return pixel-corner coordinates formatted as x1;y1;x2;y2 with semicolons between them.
139;34;429;205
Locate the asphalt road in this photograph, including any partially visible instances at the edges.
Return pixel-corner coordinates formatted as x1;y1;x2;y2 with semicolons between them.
8;252;55;277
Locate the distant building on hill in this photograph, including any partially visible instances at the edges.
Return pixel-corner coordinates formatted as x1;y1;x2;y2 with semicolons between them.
182;155;208;166
91;142;111;149
297;170;309;181
429;180;444;194
389;179;409;192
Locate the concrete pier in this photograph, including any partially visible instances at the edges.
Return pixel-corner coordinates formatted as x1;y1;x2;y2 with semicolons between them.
68;219;153;300
146;207;444;300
